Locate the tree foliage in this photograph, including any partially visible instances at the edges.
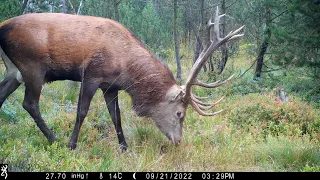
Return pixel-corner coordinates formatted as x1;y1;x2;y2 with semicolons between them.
0;0;21;22
0;0;319;78
270;0;320;77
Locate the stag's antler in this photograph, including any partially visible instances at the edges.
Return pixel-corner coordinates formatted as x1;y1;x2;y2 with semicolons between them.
182;6;244;116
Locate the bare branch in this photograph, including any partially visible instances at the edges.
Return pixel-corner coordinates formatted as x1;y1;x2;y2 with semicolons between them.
226;0;239;9
270;9;289;22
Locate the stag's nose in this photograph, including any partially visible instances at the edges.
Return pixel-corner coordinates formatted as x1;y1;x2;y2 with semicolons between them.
170;134;181;145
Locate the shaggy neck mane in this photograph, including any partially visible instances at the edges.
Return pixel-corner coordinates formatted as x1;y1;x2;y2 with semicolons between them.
125;55;176;116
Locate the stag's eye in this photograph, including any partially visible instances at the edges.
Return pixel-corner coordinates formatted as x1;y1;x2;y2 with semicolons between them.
177;111;181;117
175;111;184;124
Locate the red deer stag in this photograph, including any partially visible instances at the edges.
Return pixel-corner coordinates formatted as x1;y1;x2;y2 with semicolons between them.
0;7;244;151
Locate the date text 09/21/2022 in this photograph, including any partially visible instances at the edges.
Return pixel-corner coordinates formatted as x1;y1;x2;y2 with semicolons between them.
144;173;234;180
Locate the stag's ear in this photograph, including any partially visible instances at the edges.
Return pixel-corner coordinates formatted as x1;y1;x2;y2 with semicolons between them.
167;86;185;102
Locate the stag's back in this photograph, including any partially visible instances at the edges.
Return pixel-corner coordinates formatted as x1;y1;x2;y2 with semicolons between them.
0;13;161;83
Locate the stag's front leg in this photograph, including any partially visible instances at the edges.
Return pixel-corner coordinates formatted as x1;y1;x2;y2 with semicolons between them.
68;80;100;150
101;88;127;151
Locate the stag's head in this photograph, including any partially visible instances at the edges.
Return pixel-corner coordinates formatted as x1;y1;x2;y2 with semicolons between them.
150;7;244;144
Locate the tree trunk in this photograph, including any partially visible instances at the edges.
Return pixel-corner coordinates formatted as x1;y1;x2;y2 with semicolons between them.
188;7;200;64
67;0;76;14
174;0;182;83
219;46;228;73
255;41;269;78
255;5;271;78
189;30;192;51
219;0;228;73
208;56;214;71
106;0;112;18
60;0;66;13
199;0;207;72
22;0;29;14
191;0;207;71
153;0;160;16
113;0;120;22
201;25;210;73
194;38;201;64
183;6;188;45
49;0;55;13
199;0;204;28
77;0;85;15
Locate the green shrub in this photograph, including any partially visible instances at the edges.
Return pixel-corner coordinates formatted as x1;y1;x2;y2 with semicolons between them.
228;93;320;140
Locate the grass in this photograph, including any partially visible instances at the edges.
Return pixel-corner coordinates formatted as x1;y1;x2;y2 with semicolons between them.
0;46;320;172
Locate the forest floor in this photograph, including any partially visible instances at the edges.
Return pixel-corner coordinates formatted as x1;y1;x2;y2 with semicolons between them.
0;46;320;172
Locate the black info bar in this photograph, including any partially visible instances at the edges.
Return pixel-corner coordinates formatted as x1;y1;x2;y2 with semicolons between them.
1;164;319;180
0;171;319;180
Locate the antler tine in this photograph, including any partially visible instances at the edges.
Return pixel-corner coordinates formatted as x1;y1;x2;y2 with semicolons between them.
192;96;225;110
219;14;226;18
228;33;245;42
191;92;224;105
190;100;224;116
197;103;215;111
194;74;234;88
191;96;212;106
193;94;209;100
225;25;245;42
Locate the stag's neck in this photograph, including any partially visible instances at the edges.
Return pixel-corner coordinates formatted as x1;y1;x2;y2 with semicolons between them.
124;54;176;116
